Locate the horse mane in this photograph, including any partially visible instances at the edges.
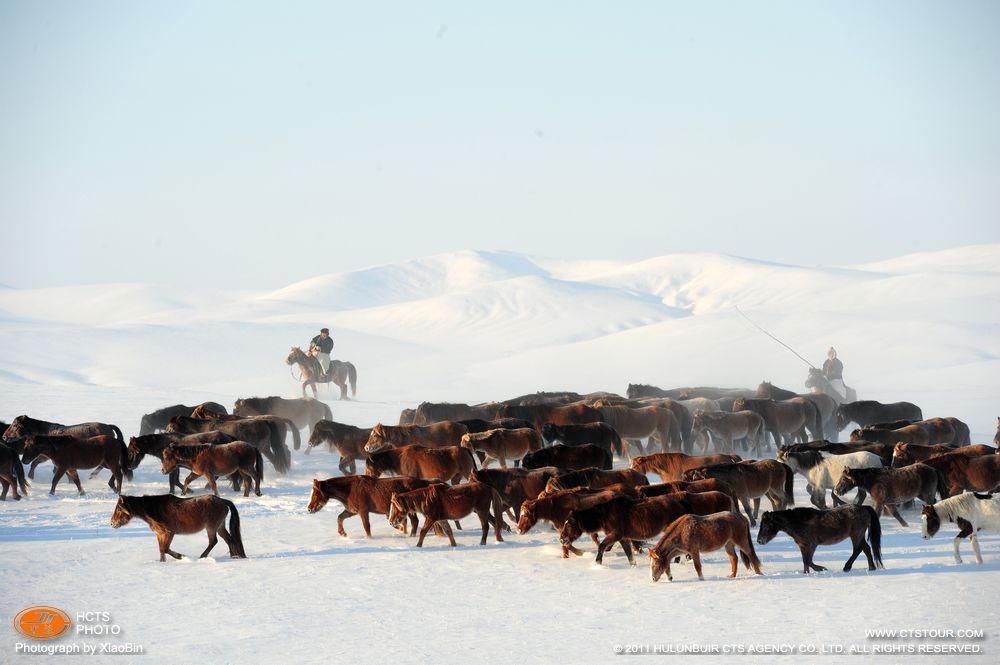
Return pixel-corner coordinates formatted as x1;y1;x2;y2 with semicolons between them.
931;493;983;522
464;429;503;442
786;449;823;468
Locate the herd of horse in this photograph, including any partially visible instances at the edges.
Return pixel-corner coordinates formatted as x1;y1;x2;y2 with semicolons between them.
2;383;999;583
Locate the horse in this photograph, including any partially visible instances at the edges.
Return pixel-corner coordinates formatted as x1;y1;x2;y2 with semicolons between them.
637;479;741;510
591;398;694;453
470;467;559;520
137;403;228;436
804;367;856;404
921;493;1000;564
732;397;821;447
495;402;604;432
544;467;650;493
515;486;630;558
777;449;882;508
592;402;676;456
233;396;332;442
365;445;476;484
307;421;373;474
756;381;839;441
559;495;692;566
834;465;942;527
521;444;611;471
111;494;246;562
648;512;762;582
363;422;469;453
166;415;290;474
4;415;125;479
161;443;264;497
912;452;1000;497
307;476;440;537
682;460;794;525
630;452;742;483
757;505;883;573
850;417;965;447
413;402;499;425
780;440;897;467
692;410;766;455
285;346;357;400
389;482;504;547
127;432;239;494
540;422;623;457
836;400;923;434
398;408;416;425
0;442;28;500
459;428;543;468
20;435;130;495
891;443;995;468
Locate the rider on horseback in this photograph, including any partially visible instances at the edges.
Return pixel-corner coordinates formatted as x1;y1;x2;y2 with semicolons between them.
823;347;846;399
309;328;333;380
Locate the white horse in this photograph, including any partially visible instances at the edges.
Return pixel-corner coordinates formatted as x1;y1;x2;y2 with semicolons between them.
921;493;1000;564
778;449;882;508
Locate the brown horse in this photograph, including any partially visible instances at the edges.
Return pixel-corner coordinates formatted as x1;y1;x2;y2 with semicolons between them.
413;401;500;425
389;482;503;547
521;444;612;470
592;402;676;456
20;435;130;495
637;479;741;510
901;451;1000;498
470;467;559;520
516;487;629;557
559;495;692;566
127;432;238;494
459;428;543;468
139;402;228;435
891;442;995;468
166;415;290;473
692;410;766;455
307;421;373;474
111;494;246;562
682;460;793;525
307;476;439;537
732;397;821;446
161;443;263;497
630;452;741;482
0;442;28;500
649;512;762;582
495;402;604;432
365;445;476;484
364;422;470;453
850;417;963;446
543;467;650;493
834;465;942;527
757;505;883;573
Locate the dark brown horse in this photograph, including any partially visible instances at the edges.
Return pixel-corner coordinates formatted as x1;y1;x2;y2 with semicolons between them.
365;445;476;484
127;432;238;494
111;494;246;561
20;435;130;495
649;512;762;582
732;397;821;446
756;382;839;441
559;495;692;566
834;465;942;526
911;452;1000;497
307;421;373;474
0;442;28;500
521;444;612;471
835;400;923;433
364;422;470;452
307;475;438;537
4;415;125;479
470;467;559;520
161;443;263;497
757;505;883;573
495;402;604;432
166;415;289;473
234;396;332;442
630;452;741;482
515;487;629;558
139;402;229;435
389;482;503;547
540;422;623;457
543;467;650;493
413;401;500;425
637;479;741;510
682;460;794;525
850;417;966;446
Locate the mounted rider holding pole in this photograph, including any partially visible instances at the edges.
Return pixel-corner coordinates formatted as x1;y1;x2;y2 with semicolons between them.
309;328;333;379
822;347;846;398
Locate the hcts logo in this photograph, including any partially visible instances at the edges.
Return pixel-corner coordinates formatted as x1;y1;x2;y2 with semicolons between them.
13;606;72;640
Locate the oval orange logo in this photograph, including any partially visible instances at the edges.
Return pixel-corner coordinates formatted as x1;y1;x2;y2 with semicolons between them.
13;606;72;640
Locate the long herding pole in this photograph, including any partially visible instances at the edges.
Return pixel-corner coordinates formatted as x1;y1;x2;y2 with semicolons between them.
734;305;816;369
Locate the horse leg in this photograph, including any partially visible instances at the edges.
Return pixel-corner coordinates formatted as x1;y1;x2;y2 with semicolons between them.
752;497;761;520
621;539;636;568
725;543;738;577
691;550;704;580
169;468;181;494
416;518;434;547
180;471;199;495
218;525;239;557
66;469;85;495
156;531;181;561
853;488;867;505
48;467;67;495
200;528;219;558
740;497;756;527
336;509;354;537
205;473;220;497
886;503;908;527
241;470;252;497
359;511;373;538
842;534;861;572
952;535;965;564
408;513;419;536
0;479;7;500
596;536;614;565
971;533;984;565
477;509;490;545
28;458;44;480
439;520;457;547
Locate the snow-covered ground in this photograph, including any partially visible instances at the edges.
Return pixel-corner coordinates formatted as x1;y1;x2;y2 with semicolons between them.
2;246;999;664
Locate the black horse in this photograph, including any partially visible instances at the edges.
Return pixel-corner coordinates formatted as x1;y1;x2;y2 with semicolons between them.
757;505;883;573
836;400;923;433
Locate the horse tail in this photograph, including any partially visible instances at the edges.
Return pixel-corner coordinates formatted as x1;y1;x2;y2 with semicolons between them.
110;424;125;441
321;400;333;422
933;469;950;501
740;516;763;571
610;427;624;457
782;462;794;506
491;488;504;540
222;499;247;558
462;446;478;475
266;421;289;474
863;505;883;568
139;416;152;436
277;416;300;452
118;439;133;482
348;362;357;397
11;453;28;495
811;402;823;442
254;447;264;487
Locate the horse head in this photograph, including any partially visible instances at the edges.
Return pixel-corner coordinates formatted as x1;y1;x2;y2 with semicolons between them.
307;479;328;513
286;347;303;365
920;505;940;539
756;381;771;397
833;468;858;496
756;511;779;545
110;496;133;528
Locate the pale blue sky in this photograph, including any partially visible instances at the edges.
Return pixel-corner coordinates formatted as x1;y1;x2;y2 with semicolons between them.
2;1;998;288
